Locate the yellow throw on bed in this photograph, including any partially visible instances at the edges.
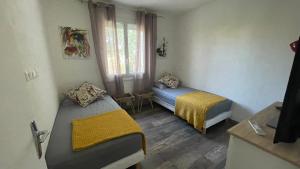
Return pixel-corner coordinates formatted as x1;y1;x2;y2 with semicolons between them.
175;91;226;132
72;109;146;153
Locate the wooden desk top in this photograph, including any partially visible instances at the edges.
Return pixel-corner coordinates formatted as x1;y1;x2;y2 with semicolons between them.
228;102;300;167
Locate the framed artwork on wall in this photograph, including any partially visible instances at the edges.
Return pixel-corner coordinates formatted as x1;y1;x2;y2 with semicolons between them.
60;26;90;59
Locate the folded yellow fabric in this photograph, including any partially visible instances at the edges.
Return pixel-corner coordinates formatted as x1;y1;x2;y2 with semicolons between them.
72;109;146;153
175;91;226;132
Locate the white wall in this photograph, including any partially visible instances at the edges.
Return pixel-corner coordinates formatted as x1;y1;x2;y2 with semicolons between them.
0;0;59;169
156;12;176;79
41;0;104;98
174;0;300;121
41;0;175;95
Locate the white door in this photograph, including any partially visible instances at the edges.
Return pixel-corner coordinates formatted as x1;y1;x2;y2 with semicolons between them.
0;0;59;169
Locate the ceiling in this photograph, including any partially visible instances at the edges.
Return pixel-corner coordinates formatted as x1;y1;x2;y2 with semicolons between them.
111;0;213;13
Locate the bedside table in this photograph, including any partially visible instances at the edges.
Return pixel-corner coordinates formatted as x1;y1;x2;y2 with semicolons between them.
113;93;135;114
134;91;154;112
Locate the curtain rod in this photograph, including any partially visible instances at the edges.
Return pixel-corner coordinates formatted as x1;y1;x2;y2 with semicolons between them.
79;0;165;18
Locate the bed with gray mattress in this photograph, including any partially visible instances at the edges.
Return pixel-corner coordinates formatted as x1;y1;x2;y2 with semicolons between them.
152;86;232;132
45;96;144;169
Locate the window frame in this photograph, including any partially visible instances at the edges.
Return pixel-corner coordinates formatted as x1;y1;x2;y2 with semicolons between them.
117;21;137;78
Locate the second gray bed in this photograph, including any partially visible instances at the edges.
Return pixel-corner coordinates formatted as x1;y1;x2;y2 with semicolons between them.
152;86;232;120
45;96;143;169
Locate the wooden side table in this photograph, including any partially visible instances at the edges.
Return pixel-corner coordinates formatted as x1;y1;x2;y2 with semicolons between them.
113;93;135;114
134;92;154;112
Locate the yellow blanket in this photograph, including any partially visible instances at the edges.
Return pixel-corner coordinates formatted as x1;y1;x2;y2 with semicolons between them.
175;91;226;132
72;109;146;153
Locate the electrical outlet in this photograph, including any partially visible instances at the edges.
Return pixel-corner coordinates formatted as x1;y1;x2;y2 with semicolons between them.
24;69;38;81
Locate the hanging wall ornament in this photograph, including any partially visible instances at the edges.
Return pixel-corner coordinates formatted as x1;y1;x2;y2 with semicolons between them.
157;38;168;57
290;40;298;53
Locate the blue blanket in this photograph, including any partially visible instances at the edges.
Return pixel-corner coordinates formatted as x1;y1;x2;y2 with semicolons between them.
152;87;196;106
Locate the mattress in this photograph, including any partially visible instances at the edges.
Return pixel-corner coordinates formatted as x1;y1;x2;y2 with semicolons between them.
152;87;232;120
45;96;143;169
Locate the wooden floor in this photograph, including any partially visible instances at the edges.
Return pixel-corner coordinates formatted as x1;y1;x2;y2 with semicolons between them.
131;105;237;169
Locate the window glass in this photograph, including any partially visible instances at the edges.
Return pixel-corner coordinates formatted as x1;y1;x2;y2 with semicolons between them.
114;22;138;75
116;22;126;74
127;24;137;74
105;25;115;75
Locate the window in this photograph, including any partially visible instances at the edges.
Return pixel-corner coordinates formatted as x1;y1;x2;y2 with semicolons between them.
116;22;138;75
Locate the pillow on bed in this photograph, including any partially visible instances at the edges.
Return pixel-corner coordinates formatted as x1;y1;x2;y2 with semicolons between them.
158;73;180;88
154;82;167;89
65;82;106;107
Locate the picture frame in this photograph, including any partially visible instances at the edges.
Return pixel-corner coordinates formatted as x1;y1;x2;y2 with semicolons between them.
60;26;90;59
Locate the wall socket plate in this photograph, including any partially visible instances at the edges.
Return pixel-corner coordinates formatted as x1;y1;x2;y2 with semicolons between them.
24;69;38;81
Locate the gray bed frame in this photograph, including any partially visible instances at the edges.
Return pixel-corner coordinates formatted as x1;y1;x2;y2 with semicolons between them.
153;96;232;134
45;96;145;169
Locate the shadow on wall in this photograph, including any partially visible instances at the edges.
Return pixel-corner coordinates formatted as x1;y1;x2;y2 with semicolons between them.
231;102;253;122
39;0;59;95
39;0;104;100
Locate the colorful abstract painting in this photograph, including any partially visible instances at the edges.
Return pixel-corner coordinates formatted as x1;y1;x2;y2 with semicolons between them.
61;27;90;59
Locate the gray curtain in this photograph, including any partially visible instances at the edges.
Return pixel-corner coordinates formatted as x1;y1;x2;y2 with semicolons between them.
133;11;157;93
88;1;124;96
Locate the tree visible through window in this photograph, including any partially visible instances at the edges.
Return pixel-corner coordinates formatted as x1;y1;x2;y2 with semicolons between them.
116;22;138;76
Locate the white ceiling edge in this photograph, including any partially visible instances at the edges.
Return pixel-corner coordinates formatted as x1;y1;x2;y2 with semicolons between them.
80;0;178;18
80;0;216;15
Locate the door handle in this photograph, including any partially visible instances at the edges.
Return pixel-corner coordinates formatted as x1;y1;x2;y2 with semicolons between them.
30;121;49;159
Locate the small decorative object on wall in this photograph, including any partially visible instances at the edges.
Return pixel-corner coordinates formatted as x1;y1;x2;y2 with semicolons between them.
290;40;298;52
60;26;90;59
157;37;168;57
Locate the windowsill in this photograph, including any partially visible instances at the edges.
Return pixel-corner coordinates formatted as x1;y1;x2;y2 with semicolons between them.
122;75;134;81
114;73;145;81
